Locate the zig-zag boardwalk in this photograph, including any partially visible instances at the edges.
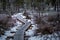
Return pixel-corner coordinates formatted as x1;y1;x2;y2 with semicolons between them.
14;22;31;40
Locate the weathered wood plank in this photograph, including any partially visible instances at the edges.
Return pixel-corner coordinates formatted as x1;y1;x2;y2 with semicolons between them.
14;22;31;40
16;15;27;23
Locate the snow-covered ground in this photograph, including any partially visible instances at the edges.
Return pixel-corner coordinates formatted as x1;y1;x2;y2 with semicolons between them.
25;24;38;36
0;20;22;40
28;32;60;40
0;9;60;40
0;12;27;40
25;24;60;40
25;11;60;40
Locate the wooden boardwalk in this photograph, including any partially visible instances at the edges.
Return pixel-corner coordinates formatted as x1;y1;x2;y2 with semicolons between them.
16;15;27;23
14;22;31;40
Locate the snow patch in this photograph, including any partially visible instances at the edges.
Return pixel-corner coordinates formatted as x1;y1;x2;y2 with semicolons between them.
25;24;38;36
25;29;35;36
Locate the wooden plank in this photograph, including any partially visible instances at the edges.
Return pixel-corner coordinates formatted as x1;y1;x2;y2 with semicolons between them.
16;15;27;23
14;22;31;40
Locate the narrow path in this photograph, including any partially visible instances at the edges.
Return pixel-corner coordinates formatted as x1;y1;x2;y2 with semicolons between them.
14;22;31;40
